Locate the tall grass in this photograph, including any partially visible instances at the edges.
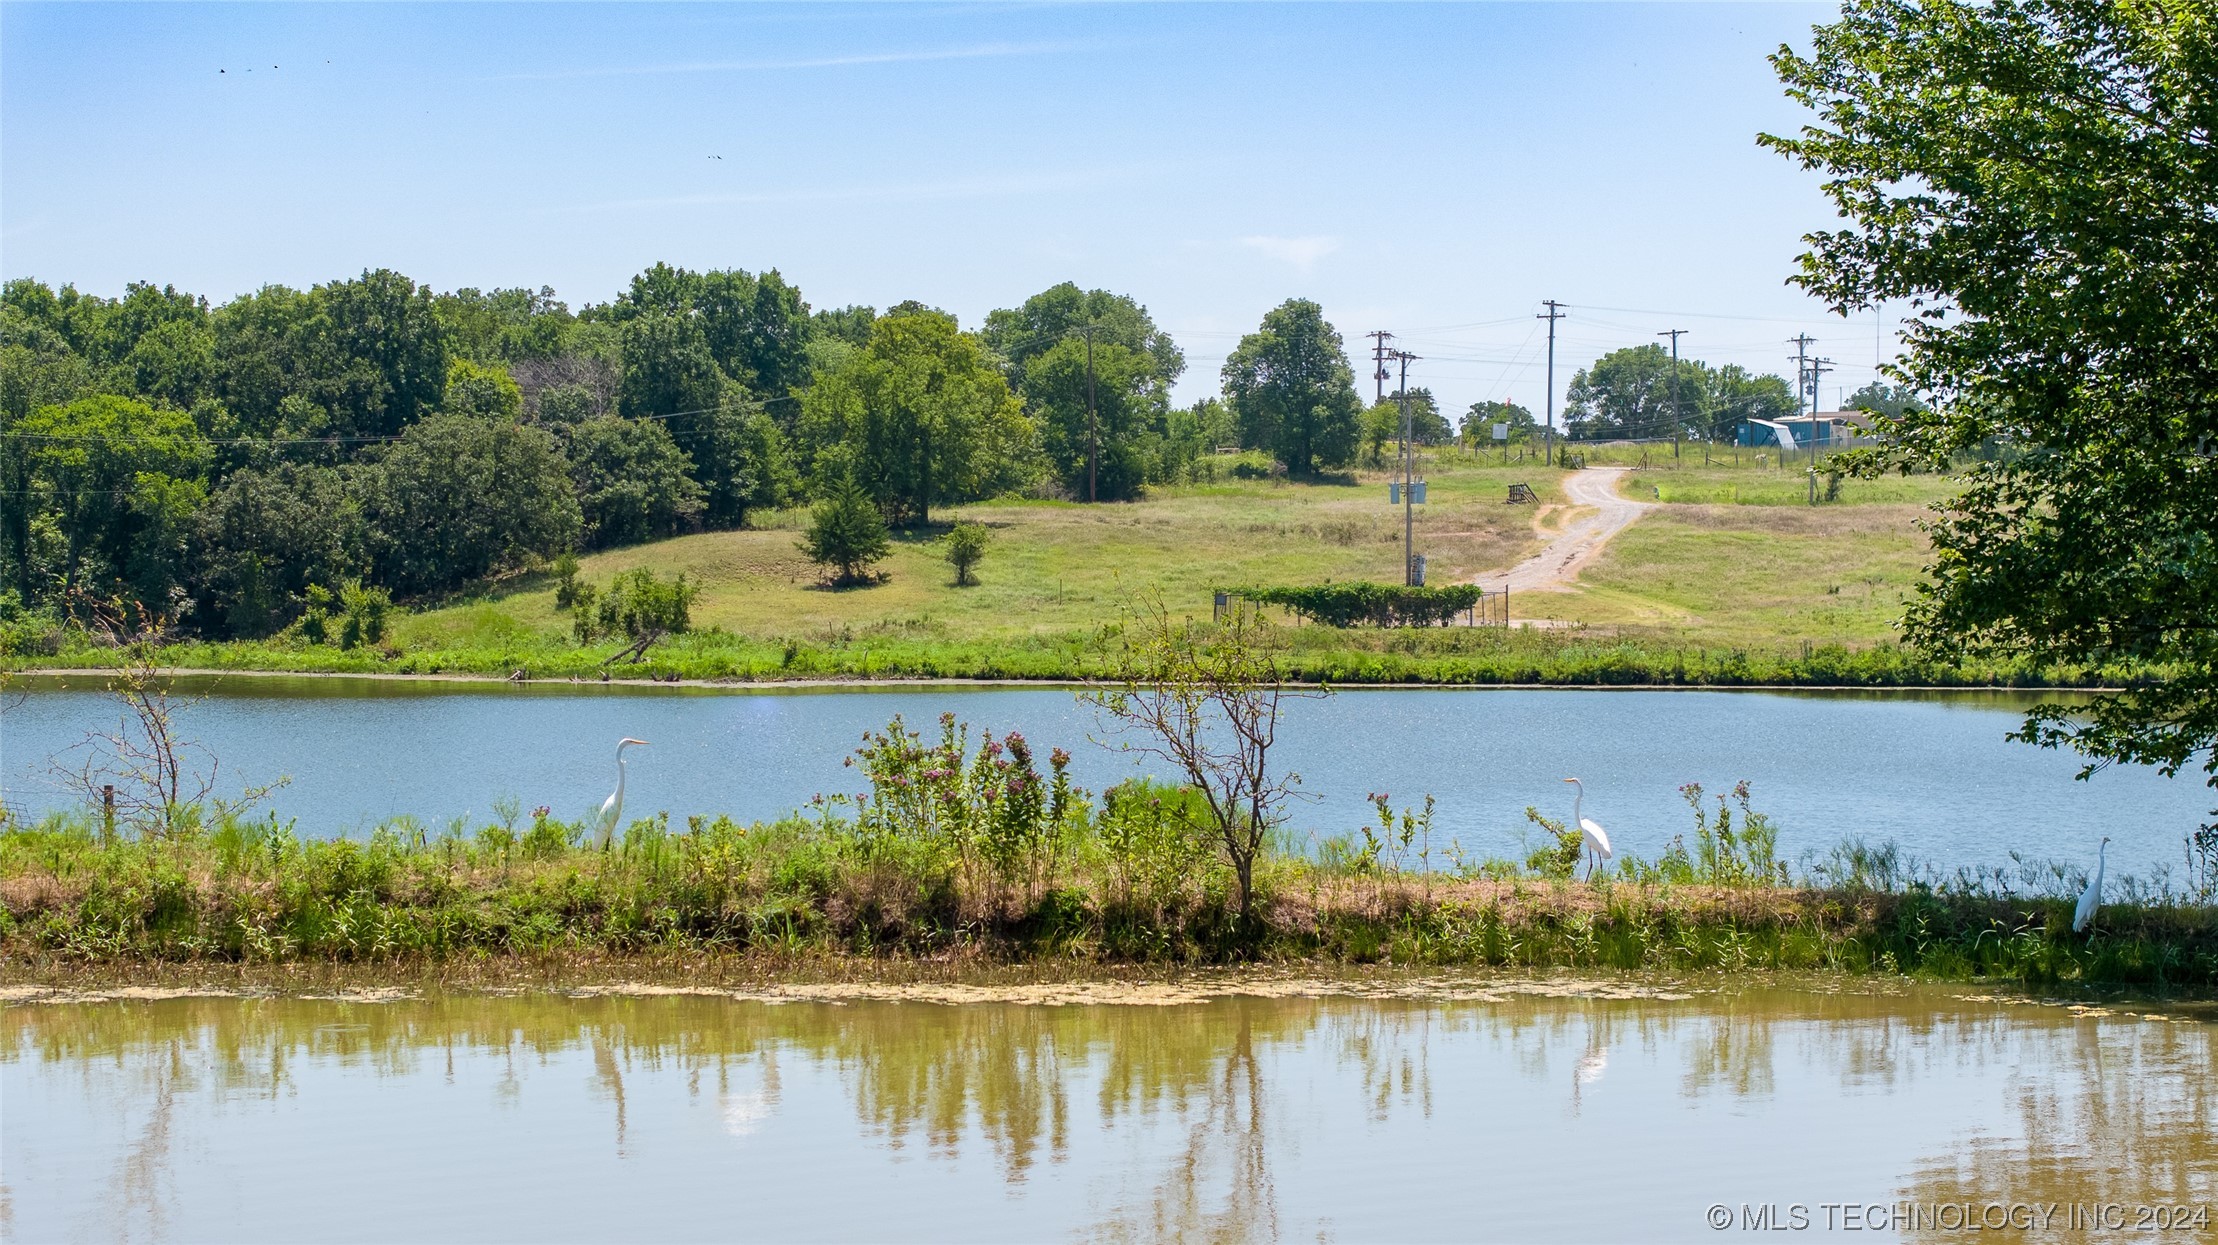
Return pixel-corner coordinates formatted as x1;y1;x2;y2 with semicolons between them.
6;789;2213;987
10;624;2121;689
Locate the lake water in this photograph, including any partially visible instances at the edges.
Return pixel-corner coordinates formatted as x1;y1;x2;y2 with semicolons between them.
3;982;2211;1242
2;678;2210;878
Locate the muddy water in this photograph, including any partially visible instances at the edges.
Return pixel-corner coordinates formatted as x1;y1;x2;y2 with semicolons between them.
3;981;2212;1242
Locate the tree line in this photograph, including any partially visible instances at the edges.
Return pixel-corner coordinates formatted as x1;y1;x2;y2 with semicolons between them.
0;259;1896;640
0;269;1397;635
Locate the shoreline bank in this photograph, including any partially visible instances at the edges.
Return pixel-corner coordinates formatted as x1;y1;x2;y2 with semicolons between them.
6;665;2118;696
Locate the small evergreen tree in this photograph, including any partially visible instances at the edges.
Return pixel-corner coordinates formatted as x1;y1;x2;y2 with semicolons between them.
943;521;990;586
800;478;891;586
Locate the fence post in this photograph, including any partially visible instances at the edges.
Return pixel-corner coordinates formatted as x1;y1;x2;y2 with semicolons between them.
1213;591;1228;624
102;784;115;843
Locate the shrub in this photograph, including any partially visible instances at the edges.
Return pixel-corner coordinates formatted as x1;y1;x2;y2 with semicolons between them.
575;567;694;643
552;553;584;609
336;580;392;650
943;522;990;586
1234;582;1484;628
800;477;891;587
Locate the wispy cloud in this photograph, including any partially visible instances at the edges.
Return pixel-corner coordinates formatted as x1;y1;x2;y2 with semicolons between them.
576;165;1162;213
498;41;1084;82
1237;234;1341;271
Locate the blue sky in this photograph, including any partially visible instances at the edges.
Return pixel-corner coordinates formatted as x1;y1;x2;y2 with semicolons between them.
1;2;1894;414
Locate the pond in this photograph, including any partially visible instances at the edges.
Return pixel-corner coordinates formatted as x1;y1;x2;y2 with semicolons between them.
3;981;2211;1242
3;678;2208;878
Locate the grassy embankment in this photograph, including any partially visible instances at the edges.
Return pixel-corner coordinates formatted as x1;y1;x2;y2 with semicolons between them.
12;450;2064;686
6;798;2213;988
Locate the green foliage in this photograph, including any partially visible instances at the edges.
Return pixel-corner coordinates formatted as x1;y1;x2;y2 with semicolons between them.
795;309;1038;526
942;521;990;586
1521;806;1584;879
1097;778;1219;909
442;358;523;420
1237;582;1484;628
1023;337;1155;500
10;394;211;603
1220;299;1364;476
573;567;695;643
1766;0;2218;835
830;712;1083;893
1683;780;1783;886
1565;345;1798;443
562;416;704;548
193;464;363;638
1461;399;1537;446
981;282;1186;393
799;476;892;586
335;580;393;650
8;789;2214;982
357;413;580;596
551;552;583;609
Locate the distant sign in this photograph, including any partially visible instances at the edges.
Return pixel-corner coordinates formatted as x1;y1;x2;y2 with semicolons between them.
1491;423;1509;441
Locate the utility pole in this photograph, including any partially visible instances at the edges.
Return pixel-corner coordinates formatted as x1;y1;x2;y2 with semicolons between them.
1789;333;1816;413
1788;333;1817;461
1538;300;1565;466
1366;330;1395;404
1394;349;1420;585
1658;328;1687;460
1079;324;1099;503
1808;356;1834;463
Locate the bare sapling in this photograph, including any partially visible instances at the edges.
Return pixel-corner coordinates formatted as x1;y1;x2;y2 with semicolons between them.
52;594;215;837
1081;596;1322;920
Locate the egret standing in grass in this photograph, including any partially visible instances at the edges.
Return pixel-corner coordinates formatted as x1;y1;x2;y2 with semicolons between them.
1563;778;1614;880
2072;835;2110;933
595;738;649;850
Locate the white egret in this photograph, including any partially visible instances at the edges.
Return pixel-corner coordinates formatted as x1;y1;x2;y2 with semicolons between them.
2072;835;2110;933
1562;778;1614;880
594;738;650;850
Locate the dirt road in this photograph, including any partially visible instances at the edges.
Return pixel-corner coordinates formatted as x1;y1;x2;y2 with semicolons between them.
1490;467;1651;593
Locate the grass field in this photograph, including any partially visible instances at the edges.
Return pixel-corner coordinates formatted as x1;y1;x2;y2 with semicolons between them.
403;454;1562;652
16;449;2009;684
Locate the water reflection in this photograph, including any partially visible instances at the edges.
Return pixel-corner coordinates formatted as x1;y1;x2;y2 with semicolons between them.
3;986;2212;1242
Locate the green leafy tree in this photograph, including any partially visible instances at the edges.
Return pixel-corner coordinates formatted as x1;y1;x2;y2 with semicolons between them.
433;286;574;363
616;311;789;525
1764;0;2218;822
208;283;325;442
356;413;580;596
1844;382;1928;419
1701;365;1801;442
1022;337;1154;500
563;416;705;548
443;358;524;421
799;475;892;586
1220;299;1362;475
314;269;452;439
191;463;365;637
1359;401;1399;467
1563;344;1682;440
1460;399;1537;445
795;309;1039;525
611;262;814;399
981;282;1185;393
0;301;94;590
14;395;211;604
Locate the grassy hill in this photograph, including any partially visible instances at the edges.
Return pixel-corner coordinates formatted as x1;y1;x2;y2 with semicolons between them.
35;450;2024;685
